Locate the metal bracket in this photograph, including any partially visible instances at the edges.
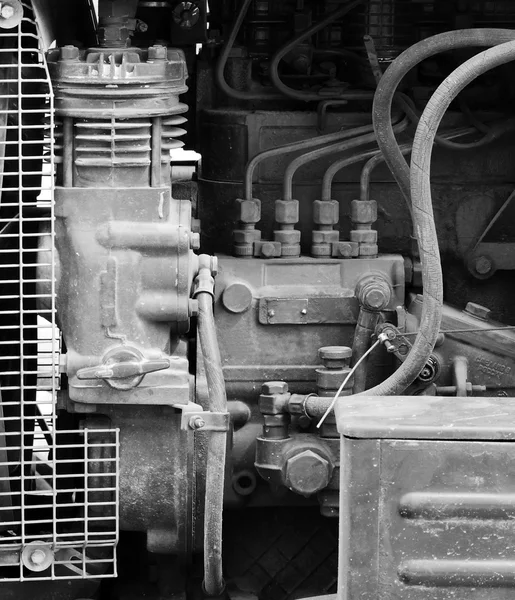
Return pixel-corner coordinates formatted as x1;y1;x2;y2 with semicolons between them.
173;402;230;432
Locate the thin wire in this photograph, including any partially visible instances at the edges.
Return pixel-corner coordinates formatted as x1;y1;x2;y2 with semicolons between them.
316;339;381;428
403;325;515;336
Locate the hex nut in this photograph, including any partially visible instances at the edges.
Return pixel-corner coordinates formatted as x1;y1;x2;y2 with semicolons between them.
313;200;339;225
60;44;79;61
233;228;261;244
259;392;290;415
350;229;378;244
275;199;299;224
262;381;288;395
222;282;253;314
236;198;261;224
285;450;332;496
312;229;339;244
351;199;377;224
148;45;168;60
274;229;301;245
280;244;301;257
311;244;332;258
359;243;379;257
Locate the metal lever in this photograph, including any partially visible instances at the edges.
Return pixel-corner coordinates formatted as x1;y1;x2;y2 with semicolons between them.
77;359;170;381
76;347;170;390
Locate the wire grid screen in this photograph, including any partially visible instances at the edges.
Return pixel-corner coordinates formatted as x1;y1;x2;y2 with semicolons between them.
0;3;119;582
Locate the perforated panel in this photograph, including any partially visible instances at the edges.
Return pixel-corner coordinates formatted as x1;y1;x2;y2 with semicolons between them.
0;2;119;581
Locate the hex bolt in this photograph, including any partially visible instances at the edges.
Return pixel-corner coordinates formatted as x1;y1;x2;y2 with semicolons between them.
189;416;205;430
284;450;332;496
262;381;288;395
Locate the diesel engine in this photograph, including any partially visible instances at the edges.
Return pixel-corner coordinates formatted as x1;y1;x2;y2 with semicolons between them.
2;1;515;599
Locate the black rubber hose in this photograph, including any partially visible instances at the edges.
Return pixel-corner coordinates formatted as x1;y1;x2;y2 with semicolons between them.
373;28;515;205
269;0;369;102
198;290;228;597
402;39;515;397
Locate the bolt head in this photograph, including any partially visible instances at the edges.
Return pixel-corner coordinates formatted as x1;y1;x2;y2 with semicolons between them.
262;381;288;395
30;549;46;565
474;255;492;275
260;242;276;258
285;450;331;496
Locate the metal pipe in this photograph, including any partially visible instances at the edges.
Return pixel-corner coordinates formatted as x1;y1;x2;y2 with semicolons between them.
269;0;369;102
197;259;227;597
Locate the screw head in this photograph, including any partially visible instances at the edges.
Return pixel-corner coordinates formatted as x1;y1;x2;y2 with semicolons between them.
262;381;288;395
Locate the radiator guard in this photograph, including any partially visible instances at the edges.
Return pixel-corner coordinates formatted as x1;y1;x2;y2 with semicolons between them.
0;2;119;581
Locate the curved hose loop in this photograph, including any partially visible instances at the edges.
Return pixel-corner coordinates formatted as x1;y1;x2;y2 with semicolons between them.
398;39;515;400
197;277;228;597
283;115;409;202
372;28;515;205
356;39;515;400
269;0;369;102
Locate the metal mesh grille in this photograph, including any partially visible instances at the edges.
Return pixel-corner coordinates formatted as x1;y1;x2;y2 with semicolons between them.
0;2;119;581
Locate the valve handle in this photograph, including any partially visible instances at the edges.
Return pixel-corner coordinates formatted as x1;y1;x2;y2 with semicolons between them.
77;358;170;381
